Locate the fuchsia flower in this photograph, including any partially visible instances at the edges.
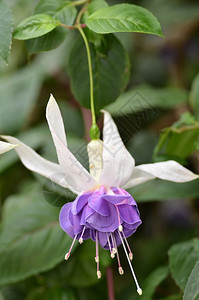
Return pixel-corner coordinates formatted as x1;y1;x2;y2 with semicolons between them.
2;95;198;295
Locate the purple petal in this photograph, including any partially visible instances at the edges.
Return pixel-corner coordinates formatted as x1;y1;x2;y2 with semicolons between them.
119;204;141;225
71;191;92;215
59;203;74;237
102;194;132;205
88;196;110;216
86;204;119;232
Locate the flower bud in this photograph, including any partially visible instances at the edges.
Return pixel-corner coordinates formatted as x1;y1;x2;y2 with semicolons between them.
87;139;103;181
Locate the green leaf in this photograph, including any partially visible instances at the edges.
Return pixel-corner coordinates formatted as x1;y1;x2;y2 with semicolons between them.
60;239;111;287
0;65;43;134
132;178;199;202
153;112;199;161
26;1;77;54
190;73;199;120
141;266;169;300
27;287;76;300
104;85;188;116
0;183;71;286
168;239;199;291
86;4;163;36
183;260;199;300
0;1;13;63
14;14;61;40
83;0;108;45
68;33;130;111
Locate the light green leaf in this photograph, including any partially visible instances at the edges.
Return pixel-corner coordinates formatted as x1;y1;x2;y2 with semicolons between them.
86;4;163;36
0;183;71;286
183;260;199;300
132;178;199;202
14;14;61;40
190;73;199;120
68;33;130;111
168;239;199;291
141;266;169;300
26;1;77;54
105;85;188;115
0;65;43;134
0;1;13;63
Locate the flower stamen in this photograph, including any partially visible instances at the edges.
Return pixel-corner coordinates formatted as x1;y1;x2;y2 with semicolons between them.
79;226;86;244
118;230;142;296
122;230;133;261
107;233;115;259
95;231;101;279
110;233;117;254
112;234;124;275
65;234;77;260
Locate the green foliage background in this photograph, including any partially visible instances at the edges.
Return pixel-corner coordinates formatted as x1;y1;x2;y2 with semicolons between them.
0;0;199;299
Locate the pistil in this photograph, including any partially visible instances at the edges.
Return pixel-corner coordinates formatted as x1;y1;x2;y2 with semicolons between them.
118;230;142;296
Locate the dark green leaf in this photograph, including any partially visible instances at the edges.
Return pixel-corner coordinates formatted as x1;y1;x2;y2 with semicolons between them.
68;33;130;111
105;85;188;116
141;266;169;300
0;66;43;134
14;14;61;40
190;73;199;120
26;1;77;54
61;239;111;287
132;179;199;202
0;1;13;63
0;183;71;286
168;239;199;290
154;112;199;161
183;260;199;300
86;4;163;36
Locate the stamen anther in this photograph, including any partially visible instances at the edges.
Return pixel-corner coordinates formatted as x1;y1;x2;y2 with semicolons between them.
65;253;70;260
79;237;83;244
112;247;117;254
129;252;133;261
111;252;115;259
95;256;99;263
119;267;124;275
119;225;123;232
137;288;143;295
97;270;101;279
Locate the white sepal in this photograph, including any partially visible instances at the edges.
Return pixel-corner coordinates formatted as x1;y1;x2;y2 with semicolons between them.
0;141;17;154
99;110;135;188
124;160;199;189
46;95;96;192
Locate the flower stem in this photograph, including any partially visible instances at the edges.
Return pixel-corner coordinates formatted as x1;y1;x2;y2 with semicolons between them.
106;267;115;300
72;0;88;6
77;25;96;126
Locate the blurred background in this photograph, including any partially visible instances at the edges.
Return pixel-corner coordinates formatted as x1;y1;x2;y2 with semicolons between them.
0;0;199;299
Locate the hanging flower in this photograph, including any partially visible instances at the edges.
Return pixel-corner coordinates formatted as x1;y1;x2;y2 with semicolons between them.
2;95;198;295
0;141;17;154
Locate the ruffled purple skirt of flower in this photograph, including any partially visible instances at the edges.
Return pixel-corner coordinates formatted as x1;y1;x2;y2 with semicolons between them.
60;186;142;293
60;186;141;249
